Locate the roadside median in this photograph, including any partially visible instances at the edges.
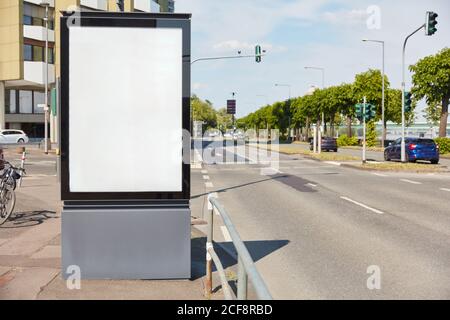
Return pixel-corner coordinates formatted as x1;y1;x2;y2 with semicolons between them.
341;161;449;173
249;143;449;173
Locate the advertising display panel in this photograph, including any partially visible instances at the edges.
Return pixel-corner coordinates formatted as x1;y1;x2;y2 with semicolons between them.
60;12;192;280
60;12;191;201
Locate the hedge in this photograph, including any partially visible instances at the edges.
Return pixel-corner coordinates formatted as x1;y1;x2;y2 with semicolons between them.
435;137;450;154
337;134;359;147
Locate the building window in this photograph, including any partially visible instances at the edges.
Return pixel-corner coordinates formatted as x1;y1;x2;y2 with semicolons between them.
23;3;54;30
24;44;33;61
23;15;33;25
23;44;54;63
33;45;43;61
33;91;45;114
19;91;33;114
5;90;17;114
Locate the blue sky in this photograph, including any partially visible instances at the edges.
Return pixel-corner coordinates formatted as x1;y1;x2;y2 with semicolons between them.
177;0;450;121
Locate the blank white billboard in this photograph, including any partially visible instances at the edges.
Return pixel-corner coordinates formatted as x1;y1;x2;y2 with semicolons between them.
69;27;183;192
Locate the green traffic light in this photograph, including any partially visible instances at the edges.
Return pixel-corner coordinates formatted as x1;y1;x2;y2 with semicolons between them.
255;45;262;63
426;11;438;36
404;92;412;112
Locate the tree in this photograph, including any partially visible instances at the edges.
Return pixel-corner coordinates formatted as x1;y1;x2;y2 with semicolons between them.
366;120;378;147
216;108;233;131
410;48;450;137
191;95;217;129
353;69;391;142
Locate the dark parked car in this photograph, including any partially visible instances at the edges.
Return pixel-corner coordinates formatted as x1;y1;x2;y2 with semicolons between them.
384;137;439;164
310;137;338;152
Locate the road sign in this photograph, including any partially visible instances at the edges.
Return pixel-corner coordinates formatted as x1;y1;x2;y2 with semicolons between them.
227;99;236;115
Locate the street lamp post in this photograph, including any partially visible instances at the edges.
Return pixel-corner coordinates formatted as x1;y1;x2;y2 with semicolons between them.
274;84;292;140
304;66;325;133
41;1;50;154
362;39;385;148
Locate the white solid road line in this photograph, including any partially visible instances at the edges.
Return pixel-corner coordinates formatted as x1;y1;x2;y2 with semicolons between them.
306;183;317;187
400;179;422;185
220;226;232;242
340;196;384;215
372;172;388;177
324;161;341;166
440;188;450;192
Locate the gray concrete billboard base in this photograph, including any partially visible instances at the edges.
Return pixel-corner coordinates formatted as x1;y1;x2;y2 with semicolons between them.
62;206;191;280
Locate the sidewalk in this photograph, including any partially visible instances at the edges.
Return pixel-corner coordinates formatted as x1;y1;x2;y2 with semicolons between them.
0;152;227;300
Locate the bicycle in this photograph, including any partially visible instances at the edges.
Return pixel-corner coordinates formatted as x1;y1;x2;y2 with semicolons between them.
0;161;25;225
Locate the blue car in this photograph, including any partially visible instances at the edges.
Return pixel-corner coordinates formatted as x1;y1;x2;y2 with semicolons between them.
384;138;439;164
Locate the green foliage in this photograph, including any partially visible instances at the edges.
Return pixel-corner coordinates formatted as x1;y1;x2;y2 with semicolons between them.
410;48;450;137
366;121;378;147
216;108;233;131
191;95;217;129
435;137;450;154
352;69;389;121
337;134;359;147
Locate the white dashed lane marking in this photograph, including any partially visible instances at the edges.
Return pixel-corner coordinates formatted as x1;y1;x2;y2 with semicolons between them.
400;179;422;185
340;196;384;215
205;182;214;188
440;188;450;192
372;173;388;177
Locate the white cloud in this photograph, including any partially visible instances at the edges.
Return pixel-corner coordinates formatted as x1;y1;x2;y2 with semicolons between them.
193;82;207;90
212;40;287;54
322;9;368;25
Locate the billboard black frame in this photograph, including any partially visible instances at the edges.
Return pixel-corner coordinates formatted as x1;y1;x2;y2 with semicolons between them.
60;12;191;201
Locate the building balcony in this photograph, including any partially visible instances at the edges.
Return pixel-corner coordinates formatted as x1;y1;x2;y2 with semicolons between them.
6;62;55;88
24;0;55;7
24;25;55;42
80;0;108;11
24;61;55;86
135;0;161;12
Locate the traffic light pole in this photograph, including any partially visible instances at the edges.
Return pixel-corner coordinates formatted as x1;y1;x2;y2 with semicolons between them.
362;97;367;164
191;54;265;65
401;23;425;163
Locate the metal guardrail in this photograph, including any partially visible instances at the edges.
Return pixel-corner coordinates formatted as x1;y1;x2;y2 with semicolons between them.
205;194;273;300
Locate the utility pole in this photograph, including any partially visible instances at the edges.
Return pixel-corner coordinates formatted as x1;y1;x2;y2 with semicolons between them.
40;1;50;154
362;97;367;164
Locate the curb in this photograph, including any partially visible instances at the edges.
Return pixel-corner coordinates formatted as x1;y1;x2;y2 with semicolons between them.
340;162;450;173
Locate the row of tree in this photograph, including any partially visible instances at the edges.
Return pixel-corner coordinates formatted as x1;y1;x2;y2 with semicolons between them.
191;95;233;131
236;48;449;139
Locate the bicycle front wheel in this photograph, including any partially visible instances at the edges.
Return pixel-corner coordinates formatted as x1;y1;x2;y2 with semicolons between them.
0;188;16;225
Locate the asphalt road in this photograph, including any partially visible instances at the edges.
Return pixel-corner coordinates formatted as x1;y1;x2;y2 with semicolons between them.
192;141;450;299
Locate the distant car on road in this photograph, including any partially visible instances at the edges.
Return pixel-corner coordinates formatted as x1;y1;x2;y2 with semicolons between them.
0;130;29;144
384;137;439;164
310;137;338;152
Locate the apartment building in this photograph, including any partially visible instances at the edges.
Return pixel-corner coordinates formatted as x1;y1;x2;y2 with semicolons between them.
0;0;174;142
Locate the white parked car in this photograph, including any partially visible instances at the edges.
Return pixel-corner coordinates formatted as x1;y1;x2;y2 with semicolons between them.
0;130;29;144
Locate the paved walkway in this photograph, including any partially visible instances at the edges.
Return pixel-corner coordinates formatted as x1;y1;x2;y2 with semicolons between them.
0;150;227;300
